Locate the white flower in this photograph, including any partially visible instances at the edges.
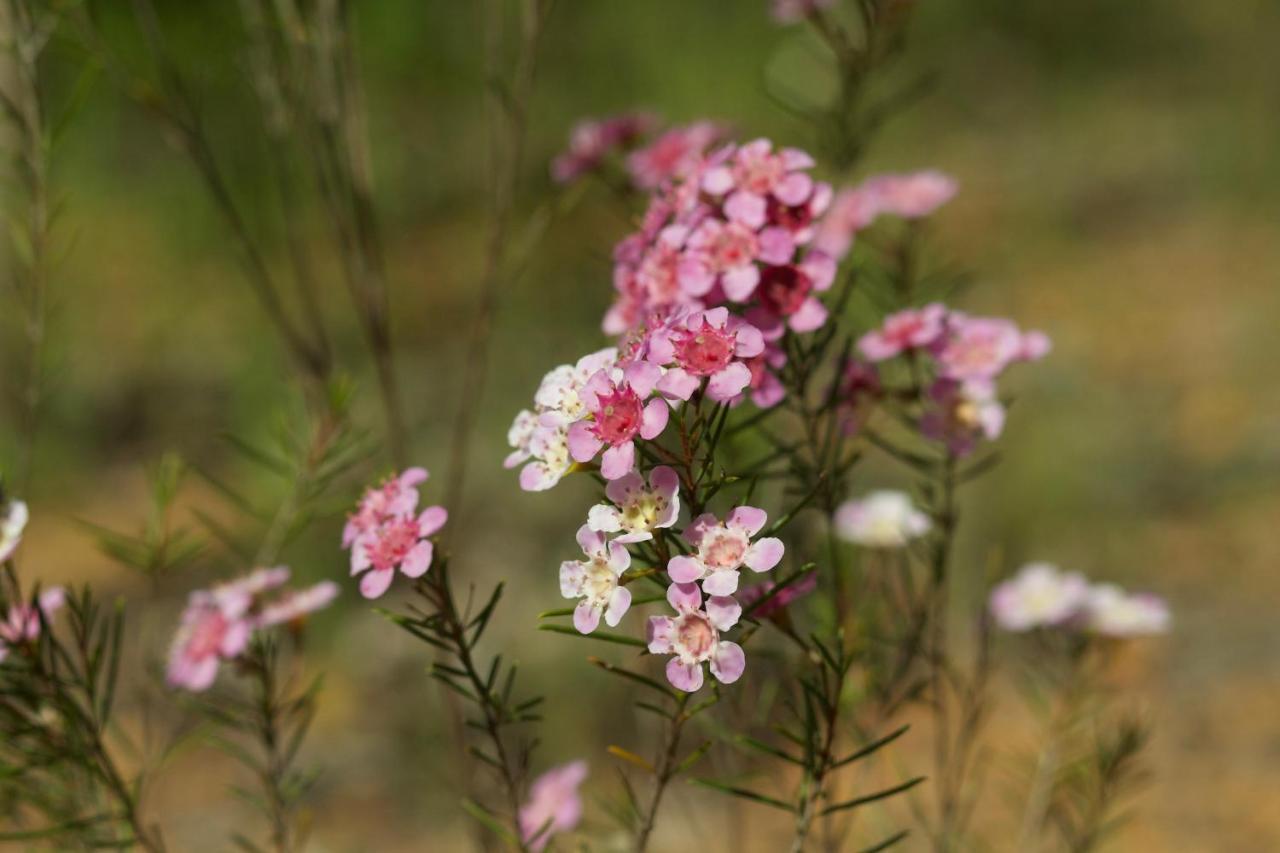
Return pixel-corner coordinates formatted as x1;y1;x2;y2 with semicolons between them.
1085;584;1170;637
833;491;931;548
0;500;29;563
988;563;1090;631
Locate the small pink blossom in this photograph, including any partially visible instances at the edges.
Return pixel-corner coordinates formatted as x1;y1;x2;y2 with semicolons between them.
812;186;879;260
345;468;447;598
741;339;788;408
520;760;588;851
857;303;948;361
834;491;932;548
256;581;340;628
0;586;64;663
0;498;29;563
566;363;670;480
1084;584;1170;637
702;140;818;228
648;307;765;402
738;572;817;619
560;525;632;634
920;378;1005;457
647;582;745;692
587;465;681;543
626;121;722;190
863;170;957;219
551;112;656;184
677;218;764;300
753;252;835;333
936;314;1050;382
989;563;1091;632
667;506;784;596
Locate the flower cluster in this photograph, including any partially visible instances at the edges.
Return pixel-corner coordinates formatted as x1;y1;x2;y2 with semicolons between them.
989;563;1170;638
342;467;448;598
857;304;1050;455
0;586;64;663
0;497;28;563
167;567;337;691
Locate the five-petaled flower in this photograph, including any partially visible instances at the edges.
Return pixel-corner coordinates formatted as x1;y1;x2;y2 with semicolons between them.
519;760;588;852
858;303;947;362
587;465;681;543
560;525;633;634
344;468;447;599
646;582;745;692
988;563;1091;633
566;363;670;480
648;307;765;402
667;506;784;595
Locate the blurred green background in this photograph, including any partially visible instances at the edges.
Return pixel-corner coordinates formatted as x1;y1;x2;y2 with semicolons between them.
4;0;1278;849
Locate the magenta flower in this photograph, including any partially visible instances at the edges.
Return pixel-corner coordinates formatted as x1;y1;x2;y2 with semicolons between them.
737;572;818;619
920;378;1005;457
0;586;64;663
0;498;28;563
560;525;632;634
648;307;765;402
858;303;948;361
344;468;447;598
742;338;788;408
566;363;670;480
519;760;588;851
646;582;745;692
667;506;784;596
626;121;722;190
587;465;680;544
551;112;656;184
752;251;836;333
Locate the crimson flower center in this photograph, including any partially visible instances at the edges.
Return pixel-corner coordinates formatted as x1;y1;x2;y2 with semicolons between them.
674;323;736;376
592;388;643;445
758;265;813;316
368;518;420;571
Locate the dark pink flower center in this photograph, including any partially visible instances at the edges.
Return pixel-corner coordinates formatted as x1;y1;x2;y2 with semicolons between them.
708;223;758;271
367;518;421;572
735;152;784;195
675;612;716;660
766;196;814;232
592;387;643;446
187;610;229;659
701;528;748;569
758;265;813;316
673;321;736;376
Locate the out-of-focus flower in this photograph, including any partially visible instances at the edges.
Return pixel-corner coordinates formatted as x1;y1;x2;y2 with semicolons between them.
256;581;340;628
344;468;447;599
0;587;65;663
812;186;878;260
520;761;588;852
920;378;1005;457
1084;584;1171;637
560;525;632;634
646;582;744;692
702;140;818;228
989;563;1091;632
857;303;947;362
648;307;764;402
667;506;784;595
0;498;29;563
587;465;680;543
862;170;957;219
566;363;670;480
626;121;722;190
551;112;656;184
738;572;818;619
742;339;788;408
936;314;1050;382
833;491;931;548
771;0;834;25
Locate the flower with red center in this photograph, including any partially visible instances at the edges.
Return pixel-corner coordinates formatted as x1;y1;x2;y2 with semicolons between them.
646;582;745;692
560;525;632;634
750;251;835;334
342;467;428;550
647;307;765;403
588;465;681;544
857;303;948;361
344;467;447;598
0;586;64;663
567;363;670;480
667;506;784;596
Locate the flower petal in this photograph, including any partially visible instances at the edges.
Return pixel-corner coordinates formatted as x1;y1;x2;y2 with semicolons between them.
359;567;395;599
727;506;768;536
400;541;435;578
710;641;746;684
574;601;601;635
745;537;785;572
667;555;704;584
605;587;632;627
666;658;705;693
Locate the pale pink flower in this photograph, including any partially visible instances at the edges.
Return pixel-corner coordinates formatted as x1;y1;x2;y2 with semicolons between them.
0;498;29;563
989;563;1090;632
551;112;656;184
0;586;65;663
738;572;817;618
560;525;632;634
771;0;833;23
1084;584;1170;637
834;491;931;548
587;465;680;544
566;363;670;480
863;170;957;219
255;581;340;628
648;307;765;402
646;582;745;692
936;314;1049;382
677;218;764;300
812;186;879;260
626;121;722;190
349;505;447;599
520;761;588;851
667;506;784;596
858;303;947;361
920;378;1005;457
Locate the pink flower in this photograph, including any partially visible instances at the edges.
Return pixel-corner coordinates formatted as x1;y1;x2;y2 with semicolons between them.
677;218;764;300
863;170;957;219
738;572;817;619
551;112;656;184
771;0;833;23
857;303;947;361
920;378;1005;457
834;491;931;547
702;140;818;228
752;251;835;333
812;186;879;260
646;582;745;692
344;468;447;598
1084;584;1170;637
626;121;722;190
936;314;1049;382
0;498;29;563
587;465;681;544
0;586;64;663
667;506;784;596
256;581;339;628
648;307;765;402
989;563;1090;632
520;761;588;851
566;363;670;480
560;525;632;634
